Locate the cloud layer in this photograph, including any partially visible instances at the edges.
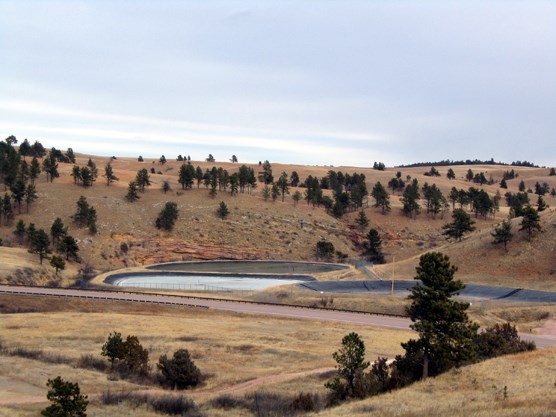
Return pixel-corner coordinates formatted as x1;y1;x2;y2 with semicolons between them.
1;1;555;166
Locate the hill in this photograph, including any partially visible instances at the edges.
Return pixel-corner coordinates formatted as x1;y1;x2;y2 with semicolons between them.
0;152;555;289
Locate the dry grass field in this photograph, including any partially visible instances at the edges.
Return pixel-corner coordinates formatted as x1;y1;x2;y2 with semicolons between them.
0;294;412;416
1;153;555;415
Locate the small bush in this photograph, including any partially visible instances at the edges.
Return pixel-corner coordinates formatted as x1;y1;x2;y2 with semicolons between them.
476;322;536;360
100;391;203;416
211;394;248;410
291;392;318;412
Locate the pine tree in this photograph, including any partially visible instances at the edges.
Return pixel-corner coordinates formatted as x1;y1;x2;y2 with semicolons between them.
356;210;369;230
519;205;541;240
446;168;455;180
158;349;202;389
50;218;67;246
292;190;302;206
155;202;179;231
365;229;385;264
404;252;479;379
30;228;50;264
135;168;151;192
401;179;420;219
325;332;370;402
371;181;390;214
50;255;66;275
41;376;88;417
491;219;513;252
13;219;26;244
29;157;41;185
442;208;475;241
216;201;229;219
276;172;290;202
10;179;26;213
59;235;80;261
125;181;140;202
104;163;119;186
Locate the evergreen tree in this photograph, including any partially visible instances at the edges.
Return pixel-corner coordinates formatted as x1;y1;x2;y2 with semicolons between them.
71;165;81;185
465;169;474;181
262;185;271;201
101;331;124;369
276;171;290;202
271;183;280;202
292;190;302;206
500;178;508;189
42;152;59;182
104;163;119;186
30;228;50;264
491;219;513;252
216;201;229;219
41;376;88;417
72;196;97;233
161;180;171;194
159;155;166;164
50;255;66;275
365;229;385;264
230;154;238;163
519;205;541;240
325;332;370;402
401;179;420;219
29;156;41;185
229;173;239;196
13;219;26;244
59;235;79;261
356;210;369;230
371;181;390;214
404;252;479;379
537;195;548;212
10;179;26;213
195;166;204;188
65;148;76;163
50;218;67;246
19;138;32;159
2;194;14;225
79;167;93;187
290;171;300;187
206;154;215;162
125;181;140;202
518;179;526;192
158;349;202;389
86;159;98;183
138;155;144;162
135;168;151;192
549;167;556;176
446;168;455;180
155;202;179;231
258;160;273;184
442;208;475;241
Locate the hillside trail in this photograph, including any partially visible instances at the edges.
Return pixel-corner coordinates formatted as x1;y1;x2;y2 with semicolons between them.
0;366;334;406
533;318;556;337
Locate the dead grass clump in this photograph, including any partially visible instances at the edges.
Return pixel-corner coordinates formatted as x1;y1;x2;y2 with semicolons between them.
495;308;551;323
100;391;203;416
77;354;109;372
2;345;72;365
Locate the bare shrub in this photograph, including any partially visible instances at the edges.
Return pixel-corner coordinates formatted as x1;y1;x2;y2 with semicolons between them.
77;354;108;372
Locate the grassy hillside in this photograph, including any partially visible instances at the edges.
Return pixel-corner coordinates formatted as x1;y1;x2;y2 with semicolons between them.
314;346;556;417
0;153;555;289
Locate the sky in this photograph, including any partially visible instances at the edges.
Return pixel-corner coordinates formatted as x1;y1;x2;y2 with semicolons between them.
1;1;555;167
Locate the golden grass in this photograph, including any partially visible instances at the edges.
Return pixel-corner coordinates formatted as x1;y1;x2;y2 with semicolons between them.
313;347;556;417
0;294;411;415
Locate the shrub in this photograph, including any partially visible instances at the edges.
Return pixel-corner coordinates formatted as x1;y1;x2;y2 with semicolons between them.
157;349;202;389
211;394;248;410
476;322;536;360
77;354;108;372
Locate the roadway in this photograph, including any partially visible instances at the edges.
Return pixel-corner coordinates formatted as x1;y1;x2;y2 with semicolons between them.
0;284;554;348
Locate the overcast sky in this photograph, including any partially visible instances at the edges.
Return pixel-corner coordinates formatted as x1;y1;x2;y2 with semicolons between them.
1;1;555;167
